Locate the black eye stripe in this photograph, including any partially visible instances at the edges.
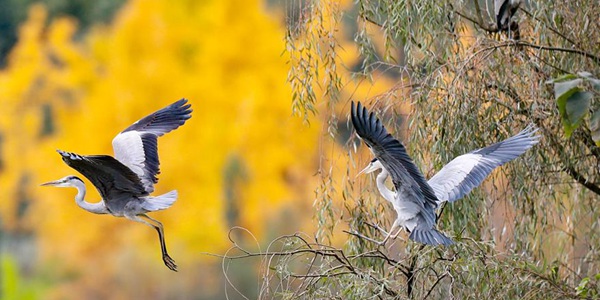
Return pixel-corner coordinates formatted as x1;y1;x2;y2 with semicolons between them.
66;176;84;183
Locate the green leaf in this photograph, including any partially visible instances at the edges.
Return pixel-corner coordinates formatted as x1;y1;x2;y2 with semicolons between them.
578;72;600;91
561;91;592;137
576;277;590;296
546;74;578;84
566;91;592;123
553;78;582;100
591;111;600;146
556;83;581;137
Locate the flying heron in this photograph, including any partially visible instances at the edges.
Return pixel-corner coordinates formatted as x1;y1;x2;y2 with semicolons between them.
41;99;192;271
351;101;539;246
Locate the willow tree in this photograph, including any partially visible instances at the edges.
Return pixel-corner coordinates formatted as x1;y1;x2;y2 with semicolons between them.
233;0;600;298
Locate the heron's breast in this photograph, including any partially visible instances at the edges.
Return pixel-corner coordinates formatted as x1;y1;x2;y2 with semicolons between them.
393;201;420;224
104;196;142;216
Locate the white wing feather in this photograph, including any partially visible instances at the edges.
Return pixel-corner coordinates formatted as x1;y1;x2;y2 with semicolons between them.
428;126;539;204
112;131;152;191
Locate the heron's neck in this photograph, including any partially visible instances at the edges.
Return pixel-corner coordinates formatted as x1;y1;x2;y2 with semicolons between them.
376;168;396;203
72;180;108;215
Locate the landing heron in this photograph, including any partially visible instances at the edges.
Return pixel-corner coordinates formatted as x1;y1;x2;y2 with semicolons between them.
351;101;539;246
41;99;192;271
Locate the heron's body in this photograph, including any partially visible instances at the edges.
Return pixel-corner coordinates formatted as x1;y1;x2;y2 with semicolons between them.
351;101;539;246
42;99;192;271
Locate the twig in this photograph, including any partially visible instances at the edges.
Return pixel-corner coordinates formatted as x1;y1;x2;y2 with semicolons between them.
423;273;448;299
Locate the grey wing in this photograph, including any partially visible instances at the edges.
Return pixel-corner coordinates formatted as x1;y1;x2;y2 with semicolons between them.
112;99;192;193
57;150;147;201
428;125;540;204
351;101;438;227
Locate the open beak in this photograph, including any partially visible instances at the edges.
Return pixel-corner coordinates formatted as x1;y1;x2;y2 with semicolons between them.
41;180;60;187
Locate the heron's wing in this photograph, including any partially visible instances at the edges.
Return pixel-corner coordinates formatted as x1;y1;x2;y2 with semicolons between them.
351;101;438;227
112;99;192;193
57;150;147;201
428;125;540;204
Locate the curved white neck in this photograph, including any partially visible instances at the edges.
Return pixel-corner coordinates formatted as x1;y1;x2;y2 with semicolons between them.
376;168;396;203
72;180;109;215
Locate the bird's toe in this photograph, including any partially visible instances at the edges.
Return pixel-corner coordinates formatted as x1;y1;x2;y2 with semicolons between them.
163;255;178;272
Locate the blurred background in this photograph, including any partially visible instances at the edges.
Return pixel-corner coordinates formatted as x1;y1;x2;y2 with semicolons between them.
0;0;319;298
4;0;596;298
0;0;396;298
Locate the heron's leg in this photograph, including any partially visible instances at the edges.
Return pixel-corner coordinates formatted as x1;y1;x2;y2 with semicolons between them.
389;226;404;240
139;214;177;272
128;214;177;272
344;230;384;245
366;222;390;236
379;219;400;246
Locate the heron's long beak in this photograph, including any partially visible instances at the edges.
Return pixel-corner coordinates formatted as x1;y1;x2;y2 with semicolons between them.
40;180;60;186
356;164;376;178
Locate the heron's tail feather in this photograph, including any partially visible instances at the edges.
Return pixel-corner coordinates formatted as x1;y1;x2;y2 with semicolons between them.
143;190;178;211
409;228;453;246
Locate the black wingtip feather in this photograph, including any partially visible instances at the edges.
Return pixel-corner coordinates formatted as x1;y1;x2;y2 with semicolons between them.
121;99;193;135
351;101;440;208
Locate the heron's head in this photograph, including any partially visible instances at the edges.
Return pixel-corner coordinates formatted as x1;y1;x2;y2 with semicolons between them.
357;158;383;176
41;175;84;188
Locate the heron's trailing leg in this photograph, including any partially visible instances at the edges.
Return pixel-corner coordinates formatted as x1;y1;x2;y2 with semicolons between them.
130;214;178;271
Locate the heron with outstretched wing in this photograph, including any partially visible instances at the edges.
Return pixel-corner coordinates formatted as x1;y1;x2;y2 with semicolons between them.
42;99;192;271
352;101;539;246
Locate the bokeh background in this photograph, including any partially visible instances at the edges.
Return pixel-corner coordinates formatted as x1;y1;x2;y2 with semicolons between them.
3;0;599;298
0;0;395;298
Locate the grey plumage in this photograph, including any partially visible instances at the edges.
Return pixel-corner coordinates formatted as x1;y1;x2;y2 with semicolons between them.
42;99;192;271
351;101;450;246
410;228;454;246
352;101;539;247
428;125;539;204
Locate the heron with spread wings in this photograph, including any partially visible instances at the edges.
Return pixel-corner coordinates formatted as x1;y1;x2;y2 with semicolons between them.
351;101;539;246
42;99;192;271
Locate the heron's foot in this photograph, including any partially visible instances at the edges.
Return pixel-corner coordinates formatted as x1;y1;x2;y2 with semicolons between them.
163;254;178;272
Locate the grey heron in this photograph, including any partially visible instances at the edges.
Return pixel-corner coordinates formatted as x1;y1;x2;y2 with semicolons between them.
495;0;522;38
351;101;539;246
41;99;192;271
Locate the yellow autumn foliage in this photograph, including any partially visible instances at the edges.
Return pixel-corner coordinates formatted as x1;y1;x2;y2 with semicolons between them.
0;0;402;298
0;0;324;297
